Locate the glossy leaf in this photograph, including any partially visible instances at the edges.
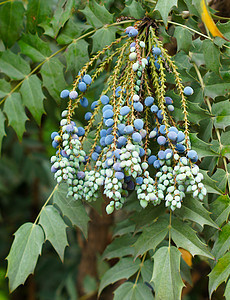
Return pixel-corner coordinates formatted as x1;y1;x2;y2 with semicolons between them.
224;279;230;300
39;205;68;261
211;167;230;194
53;183;90;238
0;50;30;81
209;252;230;296
40;58;67;103
65;40;89;73
99;257;140;295
91;27;117;53
0;1;25;48
3;93;28;140
155;0;178;25
20;75;46;125
114;282;154;300
212;100;230;130
0;109;6;154
171;219;213;259
210;195;230;227
151;246;184;300
174;27;193;53
18;34;52;63
203;39;220;74
0;79;11;98
133;216;168;258
190;133;218;159
212;223;230;260
121;0;145;19
6;223;44;292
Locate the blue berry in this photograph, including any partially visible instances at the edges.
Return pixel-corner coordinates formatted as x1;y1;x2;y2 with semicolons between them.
187;150;197;160
128;28;138;37
148;155;157;164
60;89;69;98
66;124;74;132
100;95;110;105
159;125;166;135
118;124;125;135
77;171;85;179
176;144;186;153
91;100;98;110
168;105;174;112
69;90;78;100
157;110;163;119
117;136;127;146
134;119;144;130
139;147;145;157
103;109;114;119
177;131;185;142
152;47;161;55
78;82;87;92
136;177;143;185
165;97;173;105
95;146;101;153
145;96;154;106
151;105;158;113
78;127;85;136
133;102;143;112
51;131;58;139
132;132;142;143
100;129;107;137
114;149;121;159
80;97;88;107
158;150;165;160
105;119;114;127
124;125;134;134
115;172;124;180
113;163;121;171
167;131;177;141
83;74;92;85
102;104;113;112
52;140;59;148
184;86;194;96
169;126;178;134
85;112;92;121
125;26;134;34
153;160;161;168
105;135;114;145
100;137;106;146
157;136;166;145
120;106;130;116
92;152;99;161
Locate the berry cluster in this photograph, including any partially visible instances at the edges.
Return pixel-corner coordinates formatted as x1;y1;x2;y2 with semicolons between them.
50;21;206;214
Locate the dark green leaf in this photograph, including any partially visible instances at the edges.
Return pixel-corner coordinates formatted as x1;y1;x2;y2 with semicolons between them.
151;246;184;300
0;109;6;154
212;100;230;130
0;79;10;98
200;169;222;195
6;223;44;292
39;205;68;261
211;167;230;194
0;50;30;80
209;252;230;296
99;257;140;295
40;58;67;103
212;223;230;260
65;40;89;73
155;0;178;25
113;219;135;237
102;234;137;260
53;183;90;237
224;279;230;300
204;82;230;99
3;93;28;140
51;0;75;36
121;0;145;19
91;27;117;53
221;131;230;160
133;216;168;258
210;195;230;227
175;196;218;229
171;219;214;259
190;133;218;159
114;282;154;300
18;34;52;63
20;75;46;125
81;0;113;28
174;27;193;53
180;257;192;285
141;260;154;287
203;40;220;74
0;1;25;47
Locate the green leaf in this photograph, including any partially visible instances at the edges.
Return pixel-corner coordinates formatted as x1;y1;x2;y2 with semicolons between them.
20;75;45;125
0;79;10;98
3;93;28;140
171;219;214;259
133;216;168;258
155;0;178;25
141;260;154;287
190;133;218;159
39;205;68;261
200;169;222;195
204;81;230;99
0;109;6;154
174;27;193;53
221;131;230;160
99;257;140;295
212;100;230;130
203;40;220;74
53;183;90;237
91;27;117;53
209;252;230;296
102;234;137;260
18;34;52;63
121;0;145;19
6;223;44;292
151;246;184;300
81;0;113;28
175;196;218;229
65;40;89;73
224;279;230;300
114;282;154;300
0;1;25;48
26;0;53;33
51;0;75;36
211;167;230;194
210;195;230;227
0;50;30;80
40;58;67;103
212;223;230;261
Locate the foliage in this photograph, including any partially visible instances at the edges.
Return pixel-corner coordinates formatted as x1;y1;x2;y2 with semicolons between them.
0;0;229;299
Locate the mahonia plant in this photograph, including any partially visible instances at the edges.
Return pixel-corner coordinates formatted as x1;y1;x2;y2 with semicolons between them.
50;18;207;214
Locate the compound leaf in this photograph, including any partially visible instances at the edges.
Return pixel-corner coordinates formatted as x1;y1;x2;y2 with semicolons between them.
65;40;89;73
155;0;178;25
114;282;154;300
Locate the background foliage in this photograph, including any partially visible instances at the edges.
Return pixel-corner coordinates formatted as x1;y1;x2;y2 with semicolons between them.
0;0;229;299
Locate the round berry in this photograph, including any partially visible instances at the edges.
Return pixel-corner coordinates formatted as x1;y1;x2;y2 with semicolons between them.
129;52;137;61
120;106;130;116
78;127;85;136
105;119;114;127
83;74;92;85
148;155;157;164
165;96;173;105
60;89;69;98
128;28;138;37
103;109;114;119
167;131;177;141
51;131;58;139
134;119;144;130
80;97;88;107
78;82;87;92
184;86;194;96
151;104;158;113
168;105;174;112
152;47;161;55
157;136;166;145
124;125;134;134
187;150;197;160
85;112;92;121
132;132;142;143
177;131;185;142
133;102;143;112
145;96;154;106
100;95;110;105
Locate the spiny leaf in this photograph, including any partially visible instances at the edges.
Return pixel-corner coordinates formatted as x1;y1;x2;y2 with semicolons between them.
171;219;214;259
51;0;75;36
53;183;90;238
39;205;68;261
0;50;30;81
6;223;44;292
133;216;168;258
0;79;11;98
18;34;52;63
151;246;184;300
0;1;25;48
99;257;140;295
199;169;222;195
40;58;67;103
65;40;89;73
210;195;230;227
212;100;230;130
3;93;28;140
212;223;230;260
91;27;117;53
190;133;218;159
174;27;193;53
121;0;145;19
209;252;230;296
114;282;154;300
175;196;218;229
224;279;230;300
155;0;178;25
203;39;220;74
20;75;46;125
0;109;6;154
211;167;230;194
